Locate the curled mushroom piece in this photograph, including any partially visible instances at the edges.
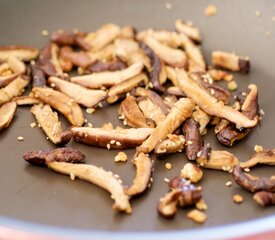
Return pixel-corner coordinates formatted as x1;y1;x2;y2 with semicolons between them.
31;87;84;126
23;148;86;166
107;73;148;104
72;127;153;149
85;24;121;52
154;134;185;158
138;97;195;153
12;96;42;106
118;95;154;128
0;101;17;132
175;19;202;43
158;176;202;218
253;191;275;207
87;59;126;74
215;84;259;146
125;152;153;196
48;76;106;108
196;144;239;172
232;165;275;193
175;68;257;129
183;118;203;161
240;149;275;169
71;62;143;89
0;45;39;62
31;104;72;145
192;107;211;134
212;51;250;74
142;36;187;69
0;76;30;106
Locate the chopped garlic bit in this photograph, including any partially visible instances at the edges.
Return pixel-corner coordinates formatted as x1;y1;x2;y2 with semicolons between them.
233;194;243;204
70;173;75;180
114;152;128;162
164;178;170;183
225;181;232;187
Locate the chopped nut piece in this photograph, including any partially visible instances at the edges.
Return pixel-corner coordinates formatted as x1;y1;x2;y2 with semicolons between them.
114;152;128;162
244;168;250;172
164;178;170;183
17;136;24;141
195;199;208;211
180;163;203;183
233;194;243;204
187;209;207;223
204;4;217;16
165;163;172;170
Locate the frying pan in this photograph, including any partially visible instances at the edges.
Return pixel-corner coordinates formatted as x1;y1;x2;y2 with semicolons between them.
0;0;275;239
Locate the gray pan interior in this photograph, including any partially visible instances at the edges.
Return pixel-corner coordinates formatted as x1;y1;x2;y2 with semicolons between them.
0;0;274;235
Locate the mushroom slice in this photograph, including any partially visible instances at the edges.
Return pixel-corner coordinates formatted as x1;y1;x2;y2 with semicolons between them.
31;87;84;126
133;87;170;114
196;144;239;172
59;48;92;69
87;59;126;73
107;73;148;104
142;36;187;68
212;51;250;74
70;62;143;89
87;44;116;63
0;101;17;132
137;96;166;126
253;191;275;207
0;45;39;62
175;68;257;129
138;97;195;153
175;19;202;43
48;161;132;213
58;46;74;72
30;62;46;87
158;189;182;218
118;95;154;128
232;165;275;193
48;76;106;108
12;96;42;106
154;134;185;158
192;107;211;134
7;56;26;74
180;33;205;70
183;118;203;161
23;148;86;166
0;76;30;106
139;42;166;92
72;127;153;149
215;84;259;146
207;69;233;81
125;152;153;196
120;25;135;39
85;23;121;52
31;104;72;145
114;38;151;71
240;149;275;169
137;29;182;48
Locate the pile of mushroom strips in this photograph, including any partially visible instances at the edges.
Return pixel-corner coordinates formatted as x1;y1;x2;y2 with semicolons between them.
0;20;274;222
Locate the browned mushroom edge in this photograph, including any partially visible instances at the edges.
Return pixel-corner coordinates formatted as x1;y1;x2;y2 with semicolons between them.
175;19;202;43
72;127;153;149
0;101;17;132
253;191;275;207
30;61;46;87
232;165;275;193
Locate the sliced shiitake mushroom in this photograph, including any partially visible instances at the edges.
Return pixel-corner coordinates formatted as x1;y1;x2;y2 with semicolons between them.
175;19;202;43
192;107;211;134
0;101;17;132
30;61;46;87
71;62;143;89
253;191;275;207
48;76;106;108
87;59;126;74
138;97;195;153
72;127;153;149
175;68;257;129
12;96;42;106
31;104;72;145
0;45;39;62
126;152;153;196
31;87;84;126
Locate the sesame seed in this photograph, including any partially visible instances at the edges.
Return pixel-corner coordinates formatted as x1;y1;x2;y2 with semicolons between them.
50;83;56;88
225;181;232;187
210;89;215;95
87;123;93;128
118;115;125;120
70;173;75;180
17;136;24;141
30;122;36;128
123;119;128;126
165;162;172;170
110;140;116;144
84;119;88;123
164;178;170;183
244;167;250;172
107;144;111;150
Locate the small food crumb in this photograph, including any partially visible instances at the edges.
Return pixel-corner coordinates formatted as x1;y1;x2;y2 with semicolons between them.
195;199;208;211
227;81;238;91
70;173;75;180
204;4;217;16
225;181;232;187
17;136;24;141
233;194;243;204
187;209;207;223
255;10;261;17
165;162;172;170
41;30;49;36
30;122;37;128
86;108;95;114
259;109;265;115
164;178;170;183
114;152;128;162
254;144;263;153
165;2;172;10
50;83;56;88
244;167;250;172
84;119;88;123
187;140;193;145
